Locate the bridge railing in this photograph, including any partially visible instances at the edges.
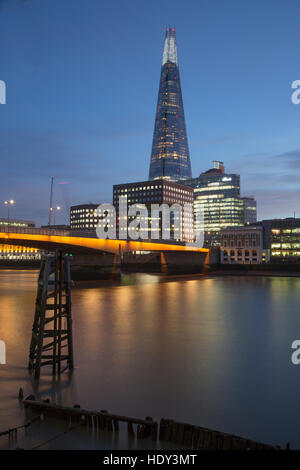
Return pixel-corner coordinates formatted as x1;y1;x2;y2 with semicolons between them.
0;227;70;237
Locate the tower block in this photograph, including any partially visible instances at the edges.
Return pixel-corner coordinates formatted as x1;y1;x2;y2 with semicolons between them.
149;26;192;181
28;252;74;380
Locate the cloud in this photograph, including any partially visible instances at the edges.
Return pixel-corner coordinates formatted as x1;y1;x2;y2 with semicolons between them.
227;146;300;219
253;187;300;220
274;149;300;169
241;171;277;184
278;174;300;183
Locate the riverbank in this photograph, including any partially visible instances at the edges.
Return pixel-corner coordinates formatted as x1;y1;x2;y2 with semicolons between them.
0;261;40;269
213;264;300;277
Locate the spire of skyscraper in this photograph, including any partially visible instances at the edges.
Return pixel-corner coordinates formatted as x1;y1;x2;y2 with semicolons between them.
149;26;192;181
162;25;178;66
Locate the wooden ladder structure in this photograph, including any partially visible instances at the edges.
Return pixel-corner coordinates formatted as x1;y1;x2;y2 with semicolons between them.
28;252;74;379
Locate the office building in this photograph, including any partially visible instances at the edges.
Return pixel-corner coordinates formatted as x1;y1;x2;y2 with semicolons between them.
185;161;256;246
0;218;41;260
220;218;300;264
113;180;194;242
0;245;42;261
220;226;269;264
0;218;35;229
70;204;99;232
149;27;192;182
260;218;300;263
242;197;257;225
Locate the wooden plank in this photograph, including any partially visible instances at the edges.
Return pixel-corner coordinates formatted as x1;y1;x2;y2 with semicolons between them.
222;434;232;450
22;400;278;449
183;424;194;447
192;428;200;449
23;399;157;426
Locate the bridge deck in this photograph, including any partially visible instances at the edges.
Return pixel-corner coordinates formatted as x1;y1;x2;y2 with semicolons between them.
0;230;209;255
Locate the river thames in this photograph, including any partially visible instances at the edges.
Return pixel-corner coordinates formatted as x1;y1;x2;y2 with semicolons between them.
1;269;300;449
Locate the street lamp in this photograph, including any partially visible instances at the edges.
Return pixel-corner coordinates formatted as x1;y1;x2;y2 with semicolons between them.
4;199;14;232
53;205;61;226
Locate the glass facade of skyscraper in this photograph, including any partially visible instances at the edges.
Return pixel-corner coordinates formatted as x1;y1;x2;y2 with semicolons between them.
185;162;256;246
149;27;192;182
242;197;257;225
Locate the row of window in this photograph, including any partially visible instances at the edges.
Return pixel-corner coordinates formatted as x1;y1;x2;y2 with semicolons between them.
223;249;259;259
272;251;300;257
223;240;258;247
272;228;300;234
114;186;191;195
0;254;42;259
271;243;300;249
71;209;97;214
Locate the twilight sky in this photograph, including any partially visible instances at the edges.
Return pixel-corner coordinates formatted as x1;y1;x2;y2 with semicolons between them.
1;0;300;225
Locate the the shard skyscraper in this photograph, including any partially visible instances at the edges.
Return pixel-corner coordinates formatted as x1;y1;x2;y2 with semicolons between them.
149;26;192;181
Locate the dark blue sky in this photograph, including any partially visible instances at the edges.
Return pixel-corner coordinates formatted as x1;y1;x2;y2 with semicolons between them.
1;0;300;225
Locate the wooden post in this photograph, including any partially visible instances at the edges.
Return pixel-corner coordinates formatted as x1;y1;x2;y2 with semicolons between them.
128;422;134;436
151;422;158;441
107;417;113;432
28;253;74;379
113;419;119;432
100;410;108;430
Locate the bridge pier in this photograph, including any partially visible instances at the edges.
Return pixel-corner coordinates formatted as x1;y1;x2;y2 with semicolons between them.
121;249;218;274
68;252;121;280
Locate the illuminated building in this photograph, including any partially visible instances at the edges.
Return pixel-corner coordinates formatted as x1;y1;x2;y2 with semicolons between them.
0;244;42;260
0;218;41;260
0;218;35;229
70;204;99;232
242;197;257;225
220;218;300;264
113;180;194;242
220;226;269;264
260;218;300;262
185;161;257;246
149;26;192;182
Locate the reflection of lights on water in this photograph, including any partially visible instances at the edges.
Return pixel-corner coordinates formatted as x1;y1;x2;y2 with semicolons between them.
136;274;159;284
120;273;160;285
80;289;103;309
114;286;133;313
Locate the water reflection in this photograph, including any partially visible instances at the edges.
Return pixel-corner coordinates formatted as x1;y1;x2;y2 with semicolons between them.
1;271;300;449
